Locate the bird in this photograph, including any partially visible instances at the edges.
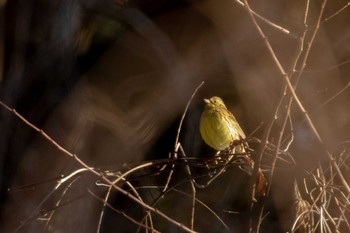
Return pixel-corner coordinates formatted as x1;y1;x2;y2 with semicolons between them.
199;96;252;173
199;96;246;151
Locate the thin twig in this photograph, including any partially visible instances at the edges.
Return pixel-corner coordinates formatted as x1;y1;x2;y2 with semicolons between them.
232;0;296;37
267;98;292;195
324;2;350;22
315;81;350;111
163;81;204;192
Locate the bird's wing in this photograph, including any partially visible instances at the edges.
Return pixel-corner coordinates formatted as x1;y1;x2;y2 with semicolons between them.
227;112;246;139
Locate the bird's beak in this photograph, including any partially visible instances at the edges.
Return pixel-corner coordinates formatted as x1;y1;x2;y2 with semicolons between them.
204;99;210;104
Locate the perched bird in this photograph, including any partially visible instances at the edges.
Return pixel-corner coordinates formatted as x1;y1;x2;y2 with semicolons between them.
199;96;246;151
199;96;252;174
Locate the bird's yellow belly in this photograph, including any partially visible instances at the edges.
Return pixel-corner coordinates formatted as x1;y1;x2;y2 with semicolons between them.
200;112;233;150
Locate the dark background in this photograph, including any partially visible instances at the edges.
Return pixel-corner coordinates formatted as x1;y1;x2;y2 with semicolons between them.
0;0;349;232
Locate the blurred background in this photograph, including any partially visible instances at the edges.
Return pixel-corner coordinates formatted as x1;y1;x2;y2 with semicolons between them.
0;0;349;232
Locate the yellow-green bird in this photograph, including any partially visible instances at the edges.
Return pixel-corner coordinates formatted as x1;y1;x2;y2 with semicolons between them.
200;96;246;151
200;96;254;175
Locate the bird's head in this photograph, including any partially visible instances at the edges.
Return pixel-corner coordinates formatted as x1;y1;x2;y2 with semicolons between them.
204;96;227;109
